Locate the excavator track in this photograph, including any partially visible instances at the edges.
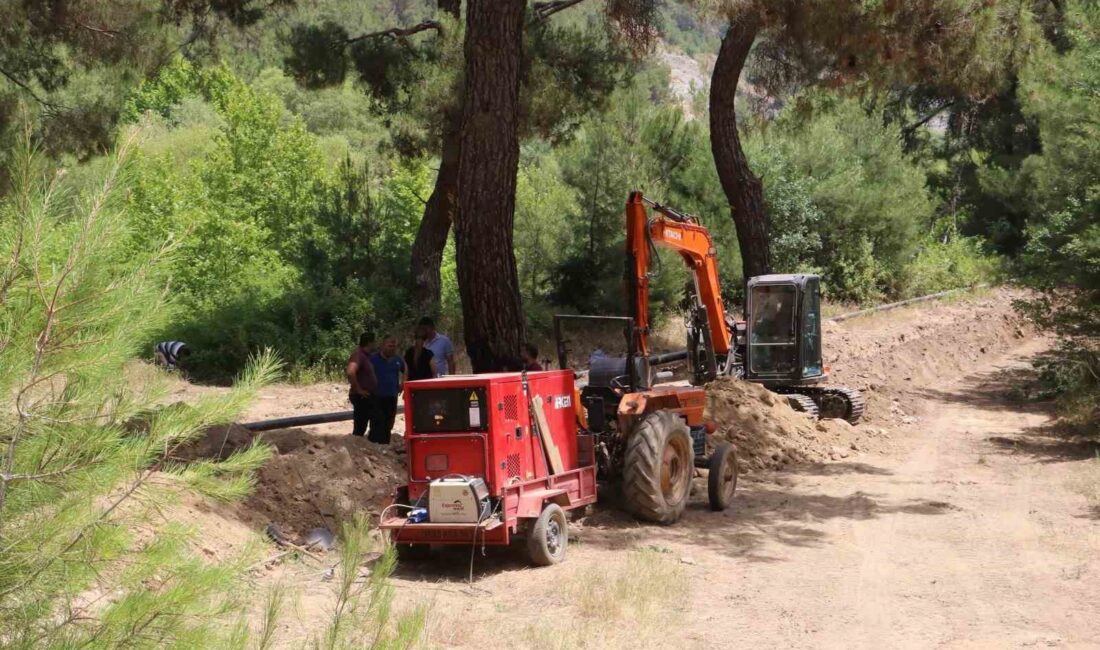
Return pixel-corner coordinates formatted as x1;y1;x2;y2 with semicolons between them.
772;385;864;424
783;393;820;419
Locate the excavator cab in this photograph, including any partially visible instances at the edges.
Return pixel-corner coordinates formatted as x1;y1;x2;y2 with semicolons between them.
744;274;824;385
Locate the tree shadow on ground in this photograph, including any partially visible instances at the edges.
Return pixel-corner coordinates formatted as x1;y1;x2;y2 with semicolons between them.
571;475;957;564
783;461;894;477
984;426;1100;464
912;364;1049;413
913;361;1098;465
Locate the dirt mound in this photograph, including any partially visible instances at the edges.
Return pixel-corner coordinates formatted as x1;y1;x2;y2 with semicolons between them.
823;287;1032;426
183;424;405;539
704;378;876;471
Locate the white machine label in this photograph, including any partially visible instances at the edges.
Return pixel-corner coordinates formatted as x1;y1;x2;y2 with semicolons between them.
468;391;481;427
553;395;572;409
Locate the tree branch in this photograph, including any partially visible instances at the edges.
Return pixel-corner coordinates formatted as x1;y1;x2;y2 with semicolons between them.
0;65;63;111
3;461;96;484
903;100;956;136
346;20;441;44
75;21;120;37
532;0;590;21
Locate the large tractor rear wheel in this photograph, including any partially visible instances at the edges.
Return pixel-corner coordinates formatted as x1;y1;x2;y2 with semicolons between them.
622;410;694;525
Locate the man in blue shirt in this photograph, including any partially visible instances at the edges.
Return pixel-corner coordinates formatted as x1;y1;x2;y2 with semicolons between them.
368;335;405;444
417;317;456;376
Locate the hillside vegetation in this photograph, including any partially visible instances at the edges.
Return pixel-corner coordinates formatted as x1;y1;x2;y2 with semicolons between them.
0;1;1095;645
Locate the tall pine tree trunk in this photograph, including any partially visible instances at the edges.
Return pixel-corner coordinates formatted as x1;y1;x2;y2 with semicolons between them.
409;0;461;313
410;111;460;312
710;13;772;280
454;0;526;372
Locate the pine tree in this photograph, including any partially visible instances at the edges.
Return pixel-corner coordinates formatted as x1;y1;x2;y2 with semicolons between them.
701;0;1023;280
0;131;280;648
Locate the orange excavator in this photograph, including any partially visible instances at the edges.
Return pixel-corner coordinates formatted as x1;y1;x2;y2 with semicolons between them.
623;190;864;422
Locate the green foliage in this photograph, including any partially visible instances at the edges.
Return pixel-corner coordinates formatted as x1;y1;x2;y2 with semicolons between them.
1009;1;1099;428
0;137;281;647
315;514;425;650
745;95;934;302
549;84;694;318
122;61;435;381
903;226;1000;297
515;143;580;333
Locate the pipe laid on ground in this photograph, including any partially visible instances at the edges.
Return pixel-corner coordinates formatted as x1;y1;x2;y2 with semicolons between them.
828;285;986;323
242;410;354;432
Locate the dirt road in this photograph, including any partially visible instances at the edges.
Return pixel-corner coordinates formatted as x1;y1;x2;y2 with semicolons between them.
166;292;1099;648
396;337;1099;649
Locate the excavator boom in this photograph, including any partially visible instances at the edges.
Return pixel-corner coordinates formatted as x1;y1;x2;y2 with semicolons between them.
625;191;732;359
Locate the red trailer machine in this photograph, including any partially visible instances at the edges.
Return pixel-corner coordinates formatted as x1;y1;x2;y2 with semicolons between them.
379;370;597;565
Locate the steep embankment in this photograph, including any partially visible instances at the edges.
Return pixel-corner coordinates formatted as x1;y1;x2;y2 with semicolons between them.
705;288;1032;471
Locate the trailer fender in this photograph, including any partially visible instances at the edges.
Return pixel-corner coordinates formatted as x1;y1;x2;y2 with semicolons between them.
516;488;569;519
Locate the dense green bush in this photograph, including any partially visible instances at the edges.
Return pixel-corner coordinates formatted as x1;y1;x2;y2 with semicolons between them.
1010;1;1099;429
745;96;931;302
124;60;430;381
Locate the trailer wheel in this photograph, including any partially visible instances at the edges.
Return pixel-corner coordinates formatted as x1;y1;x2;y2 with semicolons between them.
527;503;568;566
622;410;693;525
706;443;738;511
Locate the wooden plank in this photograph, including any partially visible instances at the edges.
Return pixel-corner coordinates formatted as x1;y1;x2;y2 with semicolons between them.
532;396;565;475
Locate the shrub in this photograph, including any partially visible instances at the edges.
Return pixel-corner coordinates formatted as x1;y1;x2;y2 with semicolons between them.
0;136;281;647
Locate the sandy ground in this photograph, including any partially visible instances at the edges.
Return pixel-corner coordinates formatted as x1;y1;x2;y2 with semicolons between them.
160;289;1100;648
347;336;1094;650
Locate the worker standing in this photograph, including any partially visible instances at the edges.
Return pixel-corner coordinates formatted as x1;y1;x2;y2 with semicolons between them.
417;317;455;376
520;343;542;372
346;332;378;437
368;335;405;444
404;331;437;380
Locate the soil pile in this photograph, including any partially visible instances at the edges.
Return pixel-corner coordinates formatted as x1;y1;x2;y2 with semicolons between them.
185;424;405;539
704;378;878;471
823;287;1032;426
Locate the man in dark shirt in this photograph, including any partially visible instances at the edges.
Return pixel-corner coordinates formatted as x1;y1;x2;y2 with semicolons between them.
404;332;436;381
368;335;405;444
520;342;542;372
346;332;378;437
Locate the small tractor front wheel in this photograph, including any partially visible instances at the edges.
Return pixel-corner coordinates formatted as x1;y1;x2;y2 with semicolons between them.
527;503;568;566
622;410;694;525
706;443;738;511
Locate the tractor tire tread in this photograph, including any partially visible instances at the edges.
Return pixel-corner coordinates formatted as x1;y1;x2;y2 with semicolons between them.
621;410;693;525
706;443;738;511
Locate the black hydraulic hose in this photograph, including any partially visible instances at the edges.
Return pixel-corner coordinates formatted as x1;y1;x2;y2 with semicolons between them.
241;410;354;432
648;349;689;365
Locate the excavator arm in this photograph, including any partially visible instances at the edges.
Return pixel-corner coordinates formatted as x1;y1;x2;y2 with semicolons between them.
625;191;732;361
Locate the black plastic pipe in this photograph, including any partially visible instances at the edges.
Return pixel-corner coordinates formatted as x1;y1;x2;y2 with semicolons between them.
242;410;354;432
648;349;688;365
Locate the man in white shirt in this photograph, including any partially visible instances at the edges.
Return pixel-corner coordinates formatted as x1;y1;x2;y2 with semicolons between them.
416;317;456;376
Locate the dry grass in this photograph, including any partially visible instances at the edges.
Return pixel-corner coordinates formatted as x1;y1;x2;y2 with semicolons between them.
520;549;689;649
1070;451;1100;511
